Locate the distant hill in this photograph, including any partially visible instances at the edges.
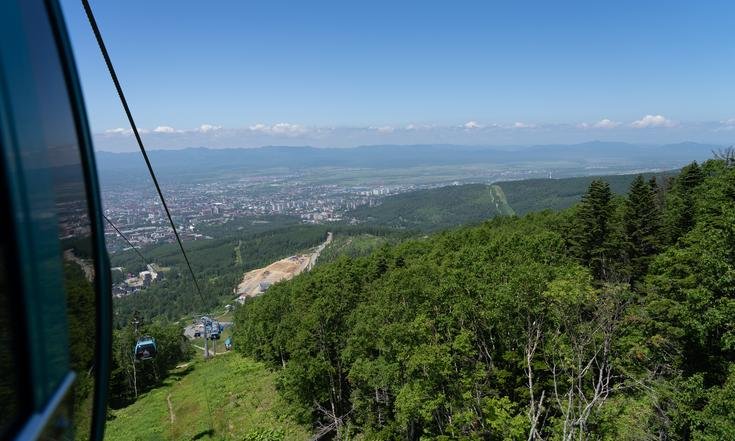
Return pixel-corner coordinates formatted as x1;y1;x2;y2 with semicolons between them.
347;170;680;230
347;184;514;231
95;142;718;184
496;170;678;215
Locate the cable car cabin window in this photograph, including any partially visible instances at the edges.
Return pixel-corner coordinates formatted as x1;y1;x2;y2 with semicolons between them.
0;259;18;435
8;0;102;436
0;215;27;438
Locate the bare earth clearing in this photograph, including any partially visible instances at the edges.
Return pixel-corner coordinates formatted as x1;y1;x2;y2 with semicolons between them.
235;232;332;302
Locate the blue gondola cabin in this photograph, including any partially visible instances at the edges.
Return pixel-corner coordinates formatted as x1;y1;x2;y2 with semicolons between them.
134;336;157;361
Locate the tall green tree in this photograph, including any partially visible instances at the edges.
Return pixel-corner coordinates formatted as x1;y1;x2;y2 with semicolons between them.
569;180;619;281
648;175;666;211
625;175;662;282
664;161;704;244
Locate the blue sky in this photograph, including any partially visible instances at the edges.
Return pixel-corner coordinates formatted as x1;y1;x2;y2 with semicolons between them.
61;0;735;151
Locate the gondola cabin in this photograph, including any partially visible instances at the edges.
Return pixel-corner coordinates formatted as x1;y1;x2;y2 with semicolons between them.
0;0;112;438
134;337;157;361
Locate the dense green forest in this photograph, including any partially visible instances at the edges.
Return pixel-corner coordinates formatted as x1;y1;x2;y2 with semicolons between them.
347;184;515;231
495;170;676;216
344;172;676;231
111;225;332;325
234;158;735;440
106;223;410;414
111;222;412;326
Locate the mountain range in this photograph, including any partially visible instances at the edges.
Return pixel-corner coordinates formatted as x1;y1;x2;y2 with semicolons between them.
95;141;720;183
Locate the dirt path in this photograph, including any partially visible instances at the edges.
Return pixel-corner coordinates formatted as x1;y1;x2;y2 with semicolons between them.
166;393;175;425
306;232;333;271
192;343;218;357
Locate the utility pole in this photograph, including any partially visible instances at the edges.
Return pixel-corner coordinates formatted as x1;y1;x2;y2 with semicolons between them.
131;313;141;396
203;317;209;360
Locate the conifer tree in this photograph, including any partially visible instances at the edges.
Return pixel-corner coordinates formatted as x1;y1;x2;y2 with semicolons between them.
664;161;704;243
624;175;661;282
648;175;666;210
570;180;615;280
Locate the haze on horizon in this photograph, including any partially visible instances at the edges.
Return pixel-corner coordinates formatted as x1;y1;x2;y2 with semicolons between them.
60;0;735;152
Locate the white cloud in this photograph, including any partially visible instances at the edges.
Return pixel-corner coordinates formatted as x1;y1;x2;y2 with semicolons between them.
105;127;132;135
512;121;536;129
463;121;482;129
371;126;395;134
714;118;735;131
153;125;176;133
197;124;222;133
593;118;621;129
579;118;621;129
405;123;434;130
631;114;676;128
248;122;307;136
271;123;305;134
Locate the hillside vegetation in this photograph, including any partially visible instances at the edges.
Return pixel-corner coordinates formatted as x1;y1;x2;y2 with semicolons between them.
318;233;394;265
105;353;310;440
111;224;332;324
497;171;675;215
344;172;676;231
347;184;514;231
235;159;735;440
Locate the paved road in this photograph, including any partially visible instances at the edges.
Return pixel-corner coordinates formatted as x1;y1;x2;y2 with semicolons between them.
306;232;333;271
183;321;232;339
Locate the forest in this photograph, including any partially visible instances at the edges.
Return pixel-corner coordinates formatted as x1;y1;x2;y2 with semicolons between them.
496;170;675;216
347;184;514;231
111;224;332;324
234;157;735;440
104;221;413;416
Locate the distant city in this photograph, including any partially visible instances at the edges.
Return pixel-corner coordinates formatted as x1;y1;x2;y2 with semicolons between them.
102;172;434;253
98;142;717;253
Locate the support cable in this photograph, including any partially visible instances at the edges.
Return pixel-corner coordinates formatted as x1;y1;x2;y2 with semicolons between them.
83;2;218;434
103;214;148;266
81;0;206;306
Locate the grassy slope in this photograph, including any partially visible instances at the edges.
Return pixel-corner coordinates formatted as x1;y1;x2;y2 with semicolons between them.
105;354;310;441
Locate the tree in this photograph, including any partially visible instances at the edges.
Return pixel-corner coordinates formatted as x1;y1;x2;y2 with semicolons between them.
625;176;662;283
664;161;704;244
569;180;621;281
543;282;628;441
648;175;666;211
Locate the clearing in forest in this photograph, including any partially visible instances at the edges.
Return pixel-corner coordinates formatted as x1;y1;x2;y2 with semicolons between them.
235;232;332;301
104;353;309;440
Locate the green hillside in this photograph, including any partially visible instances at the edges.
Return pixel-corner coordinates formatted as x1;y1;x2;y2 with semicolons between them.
344;172;676;233
497;170;676;215
111;224;331;325
236;159;735;440
347;183;514;231
104;353;310;441
318;233;393;265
